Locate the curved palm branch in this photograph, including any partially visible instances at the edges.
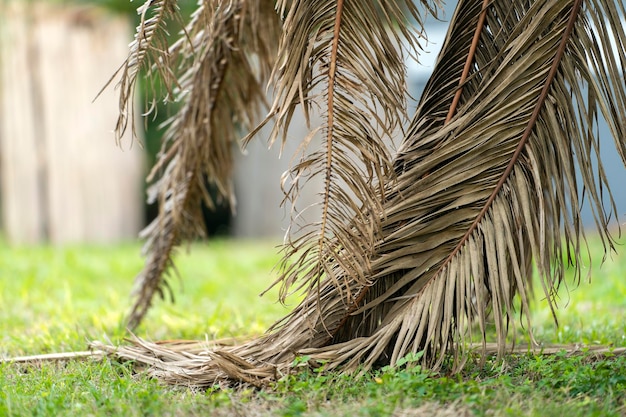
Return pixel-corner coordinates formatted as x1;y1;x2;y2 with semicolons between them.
97;0;626;387
283;0;626;372
246;0;434;302
110;0;280;329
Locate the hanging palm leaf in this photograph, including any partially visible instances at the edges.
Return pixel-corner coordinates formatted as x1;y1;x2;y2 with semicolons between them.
106;0;281;329
285;0;626;372
297;0;626;371
95;0;626;388
101;0;178;141
248;0;433;302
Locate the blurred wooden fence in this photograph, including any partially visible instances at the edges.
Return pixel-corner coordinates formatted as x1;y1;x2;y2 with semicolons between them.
0;2;144;244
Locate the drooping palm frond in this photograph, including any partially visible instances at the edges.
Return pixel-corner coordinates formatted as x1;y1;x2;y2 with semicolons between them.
249;0;436;301
117;0;280;329
100;0;180;142
291;0;626;370
98;0;626;388
225;0;626;375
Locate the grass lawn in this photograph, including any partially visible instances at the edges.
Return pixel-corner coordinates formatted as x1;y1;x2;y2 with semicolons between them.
1;236;625;416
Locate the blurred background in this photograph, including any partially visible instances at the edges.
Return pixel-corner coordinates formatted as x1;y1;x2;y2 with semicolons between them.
0;0;325;245
0;0;623;247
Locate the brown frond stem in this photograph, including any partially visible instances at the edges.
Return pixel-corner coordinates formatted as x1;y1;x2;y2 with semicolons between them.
319;0;488;343
444;0;490;123
317;0;345;277
128;53;232;330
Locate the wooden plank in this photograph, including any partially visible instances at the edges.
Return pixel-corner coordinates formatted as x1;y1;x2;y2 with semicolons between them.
0;3;144;244
0;2;46;244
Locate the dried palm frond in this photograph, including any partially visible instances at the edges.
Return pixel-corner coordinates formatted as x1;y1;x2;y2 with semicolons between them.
88;337;626;386
115;0;280;329
291;0;626;371
99;0;626;388
99;0;180;142
250;0;436;302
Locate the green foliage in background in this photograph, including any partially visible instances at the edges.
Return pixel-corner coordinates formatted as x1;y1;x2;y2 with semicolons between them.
1;238;625;416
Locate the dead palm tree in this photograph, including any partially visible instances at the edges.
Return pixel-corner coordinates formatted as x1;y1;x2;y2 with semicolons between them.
95;0;626;387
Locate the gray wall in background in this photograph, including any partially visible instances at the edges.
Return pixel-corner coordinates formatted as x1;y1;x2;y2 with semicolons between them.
233;112;323;239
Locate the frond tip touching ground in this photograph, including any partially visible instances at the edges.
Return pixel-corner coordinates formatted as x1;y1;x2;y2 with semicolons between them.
120;0;280;329
85;338;626;389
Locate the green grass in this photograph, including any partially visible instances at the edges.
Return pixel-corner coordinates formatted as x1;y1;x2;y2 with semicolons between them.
1;237;626;416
